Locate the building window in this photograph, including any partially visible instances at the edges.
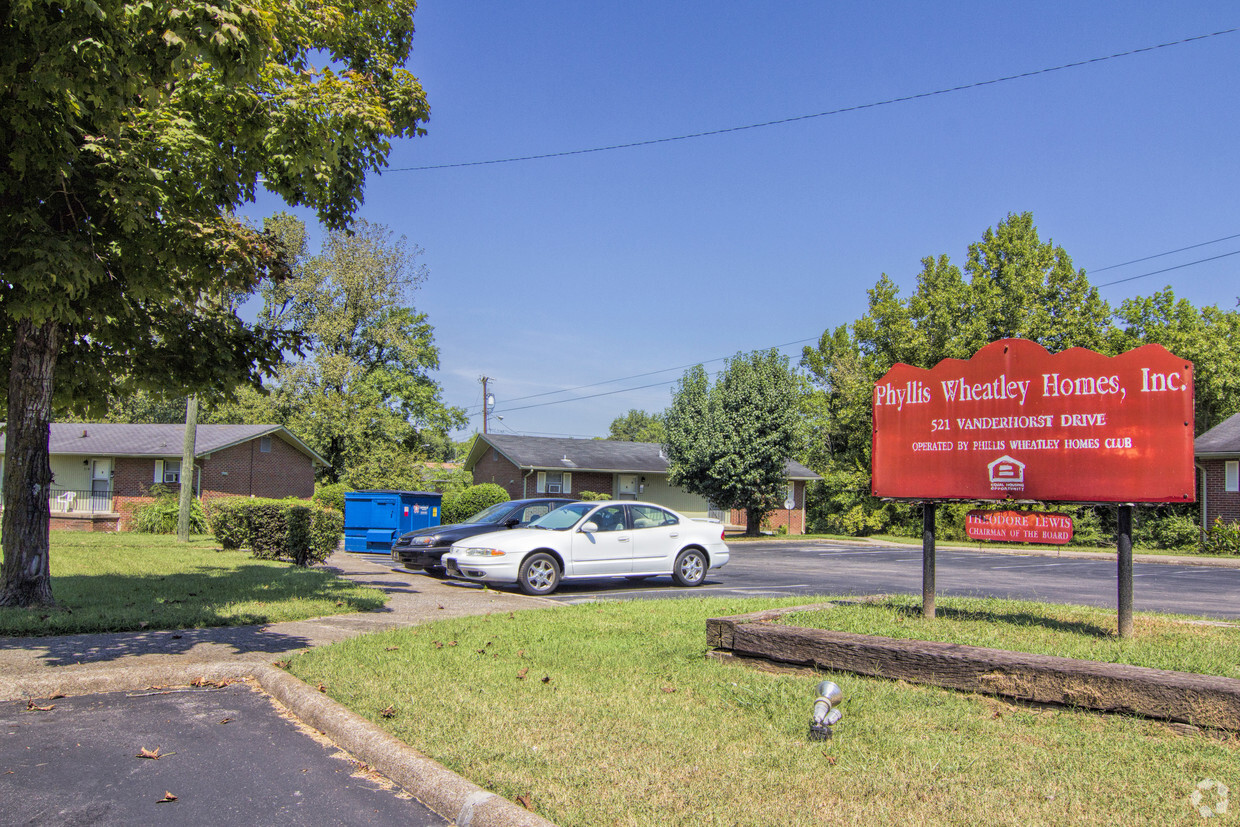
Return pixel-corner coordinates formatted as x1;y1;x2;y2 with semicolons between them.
260;436;272;453
1226;461;1239;493
163;459;181;484
536;471;571;494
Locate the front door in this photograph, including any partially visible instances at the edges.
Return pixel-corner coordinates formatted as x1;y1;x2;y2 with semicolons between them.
568;504;633;575
90;459;112;512
616;474;638;499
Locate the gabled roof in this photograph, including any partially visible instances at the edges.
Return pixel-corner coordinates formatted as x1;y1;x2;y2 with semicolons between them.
466;433;820;480
1195;412;1240;457
0;423;329;466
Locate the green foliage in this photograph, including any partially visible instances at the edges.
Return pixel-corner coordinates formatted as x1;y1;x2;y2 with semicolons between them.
441;484;509;525
204;497;341;565
665;350;803;535
313;482;353;513
244;215;465;487
578;491;611;501
1134;509;1202;551
2;0;430;605
130;489;210;535
1201;517;1240;556
607;409;666;443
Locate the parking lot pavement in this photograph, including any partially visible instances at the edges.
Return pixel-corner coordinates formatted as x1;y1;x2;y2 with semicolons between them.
1;682;449;827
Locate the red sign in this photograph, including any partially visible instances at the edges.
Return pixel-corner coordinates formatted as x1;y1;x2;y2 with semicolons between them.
965;510;1074;544
871;339;1195;502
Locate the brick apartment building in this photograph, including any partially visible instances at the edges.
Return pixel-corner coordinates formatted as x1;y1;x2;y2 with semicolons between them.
1196;412;1240;530
0;423;327;531
465;433;819;534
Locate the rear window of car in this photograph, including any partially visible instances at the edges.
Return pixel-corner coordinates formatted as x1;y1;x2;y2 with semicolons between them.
631;505;678;528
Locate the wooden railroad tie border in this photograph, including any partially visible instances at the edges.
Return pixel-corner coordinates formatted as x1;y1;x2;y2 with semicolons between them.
706;604;1240;730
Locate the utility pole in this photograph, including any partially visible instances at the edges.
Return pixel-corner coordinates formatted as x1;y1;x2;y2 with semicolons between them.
480;376;493;434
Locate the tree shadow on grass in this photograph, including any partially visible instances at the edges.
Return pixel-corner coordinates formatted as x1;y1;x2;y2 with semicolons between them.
0;563;388;641
891;603;1114;639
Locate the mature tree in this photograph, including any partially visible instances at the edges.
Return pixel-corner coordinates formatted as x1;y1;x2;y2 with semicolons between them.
251;215;464;487
664;350;803;536
607;409;665;443
1;0;429;606
1109;288;1240;434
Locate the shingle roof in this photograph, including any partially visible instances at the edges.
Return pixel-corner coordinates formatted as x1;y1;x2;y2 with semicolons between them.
1195;412;1240;456
469;433;820;479
0;423;328;465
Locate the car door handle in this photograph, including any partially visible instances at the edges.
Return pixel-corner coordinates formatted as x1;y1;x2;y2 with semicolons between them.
669;532;679;538
619;536;630;542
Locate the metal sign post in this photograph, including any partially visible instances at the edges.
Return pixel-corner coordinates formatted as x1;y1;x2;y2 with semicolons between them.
922;502;936;619
1117;504;1134;638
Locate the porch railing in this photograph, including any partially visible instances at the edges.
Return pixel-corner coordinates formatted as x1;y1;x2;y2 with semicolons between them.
0;487;115;515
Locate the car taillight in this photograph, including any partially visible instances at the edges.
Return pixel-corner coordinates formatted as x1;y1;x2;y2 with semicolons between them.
720;529;726;541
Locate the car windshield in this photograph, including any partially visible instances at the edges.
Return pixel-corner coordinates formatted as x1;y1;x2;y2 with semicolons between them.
528;502;593;530
467;502;517;525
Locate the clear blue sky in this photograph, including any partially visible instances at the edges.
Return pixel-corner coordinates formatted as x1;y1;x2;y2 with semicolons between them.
248;2;1239;441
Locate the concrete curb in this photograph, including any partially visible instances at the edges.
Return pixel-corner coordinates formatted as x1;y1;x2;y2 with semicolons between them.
0;662;555;827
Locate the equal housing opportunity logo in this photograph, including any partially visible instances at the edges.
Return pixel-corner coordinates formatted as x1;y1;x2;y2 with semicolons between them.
987;455;1025;493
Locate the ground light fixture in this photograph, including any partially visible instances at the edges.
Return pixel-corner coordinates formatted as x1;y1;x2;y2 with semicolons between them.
808;680;843;740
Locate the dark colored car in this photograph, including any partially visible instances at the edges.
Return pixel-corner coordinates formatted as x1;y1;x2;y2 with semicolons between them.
390;497;574;576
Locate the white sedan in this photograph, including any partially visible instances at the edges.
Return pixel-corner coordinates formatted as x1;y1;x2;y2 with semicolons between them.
443;500;729;596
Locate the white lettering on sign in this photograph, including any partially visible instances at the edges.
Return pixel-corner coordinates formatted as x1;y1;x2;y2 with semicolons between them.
1040;373;1125;401
940;374;1031;406
1140;368;1187;393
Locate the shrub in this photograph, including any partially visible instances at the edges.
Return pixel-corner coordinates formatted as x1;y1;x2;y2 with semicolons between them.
442;483;508;524
130;488;209;534
578;490;610;501
1138;512;1202;550
204;497;343;565
1202;517;1240;556
313;482;352;513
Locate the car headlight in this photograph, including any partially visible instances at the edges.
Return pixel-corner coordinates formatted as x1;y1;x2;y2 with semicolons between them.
411;536;436;546
461;547;506;557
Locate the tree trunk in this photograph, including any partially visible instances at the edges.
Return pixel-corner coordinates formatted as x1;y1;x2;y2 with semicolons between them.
744;506;765;537
0;319;61;607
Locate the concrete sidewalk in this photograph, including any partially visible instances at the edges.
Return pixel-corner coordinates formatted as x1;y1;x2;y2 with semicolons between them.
0;551;558;827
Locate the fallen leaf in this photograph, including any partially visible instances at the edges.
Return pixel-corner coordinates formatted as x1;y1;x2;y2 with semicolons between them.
508;612;515;619
157;791;177;804
541;676;551;684
138;621;149;629
317;684;327;693
49;693;65;700
476;649;486;654
516;794;532;809
433;641;443;649
137;747;162;760
380;706;396;718
26;701;54;712
517;668;529;680
823;753;837;765
661;686;676;694
218;718;232;725
448;640;458;647
335;601;343;607
384;646;399;651
274;660;291;669
517;650;525;658
437;604;445;610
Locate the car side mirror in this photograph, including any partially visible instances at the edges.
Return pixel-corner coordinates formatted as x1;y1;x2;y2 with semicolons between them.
580;521;599;533
504;517;521;528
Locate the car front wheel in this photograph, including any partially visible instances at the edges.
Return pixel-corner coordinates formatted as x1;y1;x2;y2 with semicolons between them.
518;552;561;596
672;549;707;587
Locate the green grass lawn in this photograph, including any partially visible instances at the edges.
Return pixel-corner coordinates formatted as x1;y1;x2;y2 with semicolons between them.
0;531;386;636
289;596;1240;826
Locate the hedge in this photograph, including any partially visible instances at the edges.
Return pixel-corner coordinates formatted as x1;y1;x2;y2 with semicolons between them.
204;497;343;565
131;489;210;534
441;483;509;525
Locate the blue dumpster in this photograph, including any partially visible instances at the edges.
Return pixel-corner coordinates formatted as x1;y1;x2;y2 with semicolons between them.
344;490;443;554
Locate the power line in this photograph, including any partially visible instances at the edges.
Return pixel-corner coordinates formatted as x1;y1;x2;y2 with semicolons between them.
391;28;1236;173
1089;232;1240;273
1095;248;1240;288
466;336;818;413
